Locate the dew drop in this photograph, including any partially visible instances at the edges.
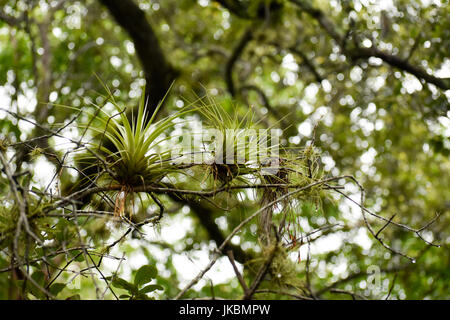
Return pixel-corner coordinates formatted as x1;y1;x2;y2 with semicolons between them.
411;259;416;264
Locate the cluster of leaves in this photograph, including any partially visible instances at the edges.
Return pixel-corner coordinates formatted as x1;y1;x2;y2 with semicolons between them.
107;265;163;300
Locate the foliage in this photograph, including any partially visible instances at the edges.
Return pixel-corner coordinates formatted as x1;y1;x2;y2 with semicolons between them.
0;0;448;300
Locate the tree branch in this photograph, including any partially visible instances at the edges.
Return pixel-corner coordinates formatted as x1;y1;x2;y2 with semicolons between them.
349;46;450;90
167;193;251;264
99;0;178;115
0;11;25;27
214;0;283;20
290;0;450;90
225;27;254;96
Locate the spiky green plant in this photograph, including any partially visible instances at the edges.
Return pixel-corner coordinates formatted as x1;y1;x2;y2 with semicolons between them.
196;96;281;185
87;96;178;183
76;86;189;216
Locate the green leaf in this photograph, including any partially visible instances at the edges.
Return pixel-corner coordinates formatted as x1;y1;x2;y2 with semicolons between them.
119;294;131;299
70;250;84;262
134;265;157;287
111;277;138;294
49;283;66;296
139;284;163;294
133;292;154;300
66;294;81;300
29;271;46;299
31;270;45;285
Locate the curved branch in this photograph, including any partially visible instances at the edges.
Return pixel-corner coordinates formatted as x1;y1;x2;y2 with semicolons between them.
240;84;284;121
0;9;26;27
99;0;178;114
214;0;283;20
290;0;450;90
167;192;251;265
349;46;450;90
289;47;324;83
225;27;254;96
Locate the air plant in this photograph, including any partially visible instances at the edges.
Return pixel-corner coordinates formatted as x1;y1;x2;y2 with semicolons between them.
78;86;186;217
197;97;281;186
259;143;326;244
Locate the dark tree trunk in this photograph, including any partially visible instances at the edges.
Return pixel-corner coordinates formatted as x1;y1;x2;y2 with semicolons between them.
99;0;178;116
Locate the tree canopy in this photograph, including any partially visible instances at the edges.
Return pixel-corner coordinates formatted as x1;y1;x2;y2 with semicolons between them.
0;0;448;300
